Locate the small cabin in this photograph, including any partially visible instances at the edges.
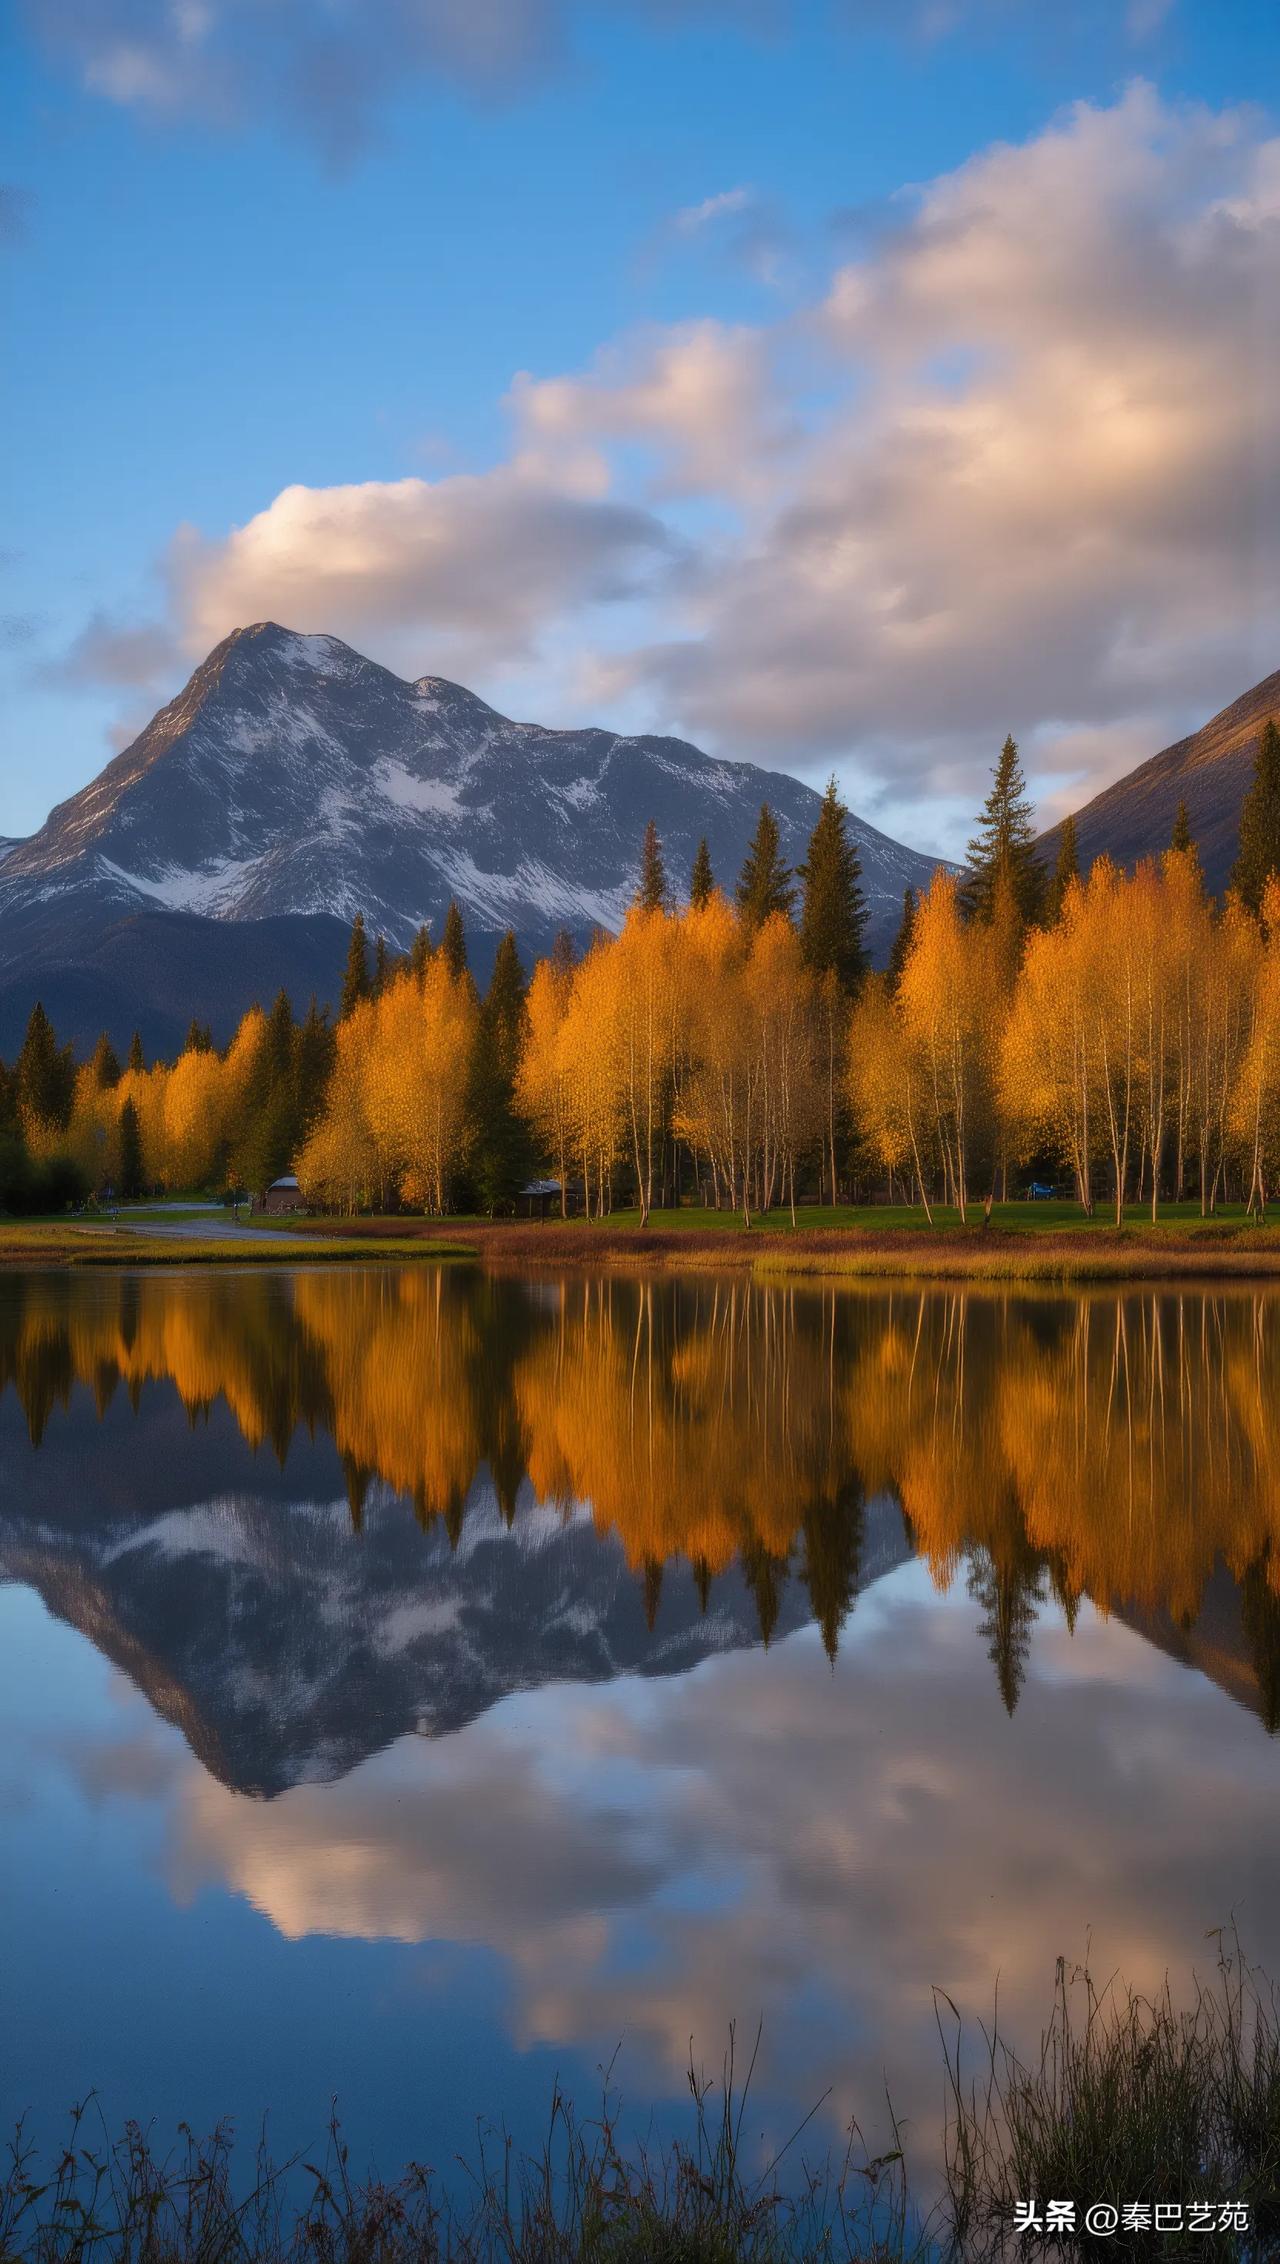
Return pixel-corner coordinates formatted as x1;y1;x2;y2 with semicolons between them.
262;1173;305;1215
520;1178;562;1220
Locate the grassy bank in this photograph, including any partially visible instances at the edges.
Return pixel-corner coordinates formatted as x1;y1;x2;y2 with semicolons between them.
286;1203;1280;1284
3;1946;1277;2261
0;1222;468;1268
4;1200;1280;1280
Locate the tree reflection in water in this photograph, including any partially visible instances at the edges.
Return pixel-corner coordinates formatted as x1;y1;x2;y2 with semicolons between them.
2;1265;1278;1728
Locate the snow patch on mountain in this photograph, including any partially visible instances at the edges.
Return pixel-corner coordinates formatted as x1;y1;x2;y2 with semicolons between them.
374;761;467;820
98;853;258;915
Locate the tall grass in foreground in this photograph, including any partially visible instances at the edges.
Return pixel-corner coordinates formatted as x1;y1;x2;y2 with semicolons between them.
4;1945;1280;2263
943;1934;1280;2259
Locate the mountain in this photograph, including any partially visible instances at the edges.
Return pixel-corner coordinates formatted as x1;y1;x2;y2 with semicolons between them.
1037;668;1280;894
0;1380;911;1798
0;623;947;1053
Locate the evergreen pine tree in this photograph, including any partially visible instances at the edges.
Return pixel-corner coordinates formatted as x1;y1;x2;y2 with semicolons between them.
183;1018;213;1054
441;899;469;979
118;1097;144;1200
409;924;433;981
1047;812;1080;923
1170;800;1193;854
886;887;918;995
798;778;868;993
296;998;336;1138
962;735;1045;925
340;912;371;1018
89;1033;122;1090
1231;719;1280;915
635;820;671;913
736;803;795;931
470;931;534;1214
689;838;715;908
373;933;390;996
127;1031;145;1073
17;1003;75;1129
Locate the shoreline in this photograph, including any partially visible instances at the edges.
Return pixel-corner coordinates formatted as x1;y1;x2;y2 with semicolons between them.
5;1212;1280;1282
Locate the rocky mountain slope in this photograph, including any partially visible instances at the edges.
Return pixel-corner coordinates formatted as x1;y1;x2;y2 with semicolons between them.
1037;668;1280;892
0;623;947;1052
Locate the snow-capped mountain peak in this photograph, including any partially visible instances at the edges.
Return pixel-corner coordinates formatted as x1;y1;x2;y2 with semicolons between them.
0;623;950;1049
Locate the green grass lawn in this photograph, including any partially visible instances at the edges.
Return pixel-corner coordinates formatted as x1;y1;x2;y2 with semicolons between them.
322;1198;1266;1236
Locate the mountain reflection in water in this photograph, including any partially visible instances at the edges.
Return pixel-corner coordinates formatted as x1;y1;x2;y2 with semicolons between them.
1;1266;1278;1786
2;1263;1280;2198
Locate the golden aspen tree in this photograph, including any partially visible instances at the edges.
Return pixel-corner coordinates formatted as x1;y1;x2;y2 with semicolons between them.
517;952;576;1214
297;1007;375;1212
745;913;822;1222
361;958;479;1213
612;907;678;1224
558;940;625;1216
1000;876;1097;1213
1231;876;1280;1217
896;872;988;1219
847;976;919;1211
672;894;760;1220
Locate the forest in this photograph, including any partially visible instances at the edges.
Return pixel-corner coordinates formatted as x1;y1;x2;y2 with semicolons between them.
3;720;1280;1224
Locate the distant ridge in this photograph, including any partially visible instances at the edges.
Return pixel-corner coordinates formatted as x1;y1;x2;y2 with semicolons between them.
1037;668;1280;893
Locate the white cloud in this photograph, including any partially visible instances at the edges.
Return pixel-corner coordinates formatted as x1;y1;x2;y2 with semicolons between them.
673;186;755;234
511;319;789;499
165;465;681;684
60;87;1279;846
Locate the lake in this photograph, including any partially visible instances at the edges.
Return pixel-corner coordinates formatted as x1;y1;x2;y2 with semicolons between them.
2;1263;1279;2205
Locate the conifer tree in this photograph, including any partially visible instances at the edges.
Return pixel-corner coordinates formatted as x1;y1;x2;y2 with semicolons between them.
17;1003;75;1129
183;1018;213;1055
736;803;795;931
635;820;671;913
689;838;714;908
1047;812;1080;923
470;930;535;1214
886;887;918;996
127;1031;145;1074
409;924;433;981
118;1097;144;1200
798;778;868;994
89;1033;122;1089
373;933;390;996
962;734;1044;925
340;912;371;1018
296;998;336;1137
1231;718;1280;915
1170;800;1193;854
441;899;469;979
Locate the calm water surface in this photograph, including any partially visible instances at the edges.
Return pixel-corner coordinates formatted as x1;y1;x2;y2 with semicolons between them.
1;1264;1279;2192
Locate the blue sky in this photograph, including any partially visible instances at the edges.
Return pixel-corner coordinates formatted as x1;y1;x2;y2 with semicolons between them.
2;0;1277;853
